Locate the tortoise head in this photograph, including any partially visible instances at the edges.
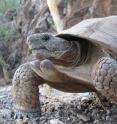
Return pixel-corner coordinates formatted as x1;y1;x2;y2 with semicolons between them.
27;33;88;66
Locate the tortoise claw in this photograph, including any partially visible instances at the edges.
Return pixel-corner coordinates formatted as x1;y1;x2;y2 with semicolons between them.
14;111;40;124
30;59;62;82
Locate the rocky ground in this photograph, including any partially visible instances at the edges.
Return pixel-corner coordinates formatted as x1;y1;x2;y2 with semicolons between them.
0;86;117;124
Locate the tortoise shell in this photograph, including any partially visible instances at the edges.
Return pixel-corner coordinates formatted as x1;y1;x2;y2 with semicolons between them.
57;16;117;56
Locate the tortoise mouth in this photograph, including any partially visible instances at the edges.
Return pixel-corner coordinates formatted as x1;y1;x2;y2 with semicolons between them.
31;48;51;60
30;45;49;51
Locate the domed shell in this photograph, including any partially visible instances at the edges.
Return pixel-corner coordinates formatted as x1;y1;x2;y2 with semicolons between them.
56;16;117;55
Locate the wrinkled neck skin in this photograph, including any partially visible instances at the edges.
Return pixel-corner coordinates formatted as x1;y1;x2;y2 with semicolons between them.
54;44;107;90
52;41;89;67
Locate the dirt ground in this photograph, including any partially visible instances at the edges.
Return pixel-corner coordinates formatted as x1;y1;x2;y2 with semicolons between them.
0;85;117;124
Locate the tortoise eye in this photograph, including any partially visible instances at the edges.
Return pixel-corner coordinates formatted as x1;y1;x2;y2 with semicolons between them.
42;34;50;41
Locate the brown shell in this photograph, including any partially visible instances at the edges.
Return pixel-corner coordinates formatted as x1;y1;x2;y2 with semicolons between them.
56;16;117;56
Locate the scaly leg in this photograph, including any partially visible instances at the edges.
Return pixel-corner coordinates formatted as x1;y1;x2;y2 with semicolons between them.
30;59;95;92
12;62;44;123
92;57;117;123
92;57;117;104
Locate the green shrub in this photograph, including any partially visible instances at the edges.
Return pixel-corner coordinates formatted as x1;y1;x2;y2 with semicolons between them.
0;52;5;66
0;0;20;13
0;52;6;76
0;26;18;43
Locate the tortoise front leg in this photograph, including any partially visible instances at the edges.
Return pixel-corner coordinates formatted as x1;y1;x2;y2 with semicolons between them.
92;57;117;123
30;59;96;92
92;57;117;104
12;62;44;123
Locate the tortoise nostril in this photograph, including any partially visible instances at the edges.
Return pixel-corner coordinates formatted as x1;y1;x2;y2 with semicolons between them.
42;34;50;41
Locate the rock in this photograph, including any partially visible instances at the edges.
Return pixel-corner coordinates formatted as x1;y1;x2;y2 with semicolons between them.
79;119;84;124
16;119;23;124
50;119;63;124
93;120;100;124
77;113;90;122
16;119;31;124
15;0;54;36
111;105;117;114
106;115;111;122
81;97;89;102
0;78;8;86
0;117;4;123
0;109;13;118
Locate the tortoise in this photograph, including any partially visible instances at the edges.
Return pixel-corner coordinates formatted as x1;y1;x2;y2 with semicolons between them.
12;16;117;123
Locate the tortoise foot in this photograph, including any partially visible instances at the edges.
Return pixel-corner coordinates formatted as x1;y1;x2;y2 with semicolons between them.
14;110;40;124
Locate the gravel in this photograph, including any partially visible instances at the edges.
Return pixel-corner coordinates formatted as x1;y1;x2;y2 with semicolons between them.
0;86;117;124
